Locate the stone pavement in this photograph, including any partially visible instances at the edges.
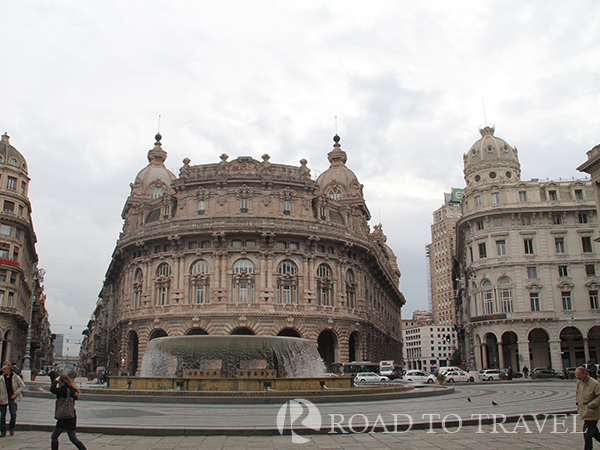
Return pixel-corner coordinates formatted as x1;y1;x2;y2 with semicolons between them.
0;423;585;449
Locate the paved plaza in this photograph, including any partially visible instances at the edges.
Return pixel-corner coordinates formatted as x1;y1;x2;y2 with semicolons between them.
5;380;586;449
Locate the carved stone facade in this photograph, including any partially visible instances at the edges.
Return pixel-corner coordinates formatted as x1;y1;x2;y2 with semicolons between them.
87;134;405;375
456;126;600;372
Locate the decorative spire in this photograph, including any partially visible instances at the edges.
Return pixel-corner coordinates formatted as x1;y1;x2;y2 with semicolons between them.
327;134;347;166
479;125;495;137
1;133;9;145
148;133;167;165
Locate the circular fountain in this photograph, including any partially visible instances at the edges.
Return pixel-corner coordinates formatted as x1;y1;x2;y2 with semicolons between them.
140;335;326;378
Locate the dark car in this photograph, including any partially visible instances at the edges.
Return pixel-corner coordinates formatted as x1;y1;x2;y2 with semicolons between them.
500;368;523;378
530;368;561;379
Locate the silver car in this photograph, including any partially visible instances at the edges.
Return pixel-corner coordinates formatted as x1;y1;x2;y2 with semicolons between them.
354;372;389;383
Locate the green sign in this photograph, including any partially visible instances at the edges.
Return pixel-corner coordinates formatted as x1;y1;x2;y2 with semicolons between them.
452;188;464;202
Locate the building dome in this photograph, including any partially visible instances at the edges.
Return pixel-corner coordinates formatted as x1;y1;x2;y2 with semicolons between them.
130;134;176;197
0;133;28;173
316;135;363;199
463;125;521;187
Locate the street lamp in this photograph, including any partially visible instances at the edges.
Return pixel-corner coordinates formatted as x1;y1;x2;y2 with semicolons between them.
23;267;46;372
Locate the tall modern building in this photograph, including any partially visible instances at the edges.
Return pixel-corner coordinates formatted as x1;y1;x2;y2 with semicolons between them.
0;133;50;370
81;133;406;375
455;126;600;372
428;190;462;326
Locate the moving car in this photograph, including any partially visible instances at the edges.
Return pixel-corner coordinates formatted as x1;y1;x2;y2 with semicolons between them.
480;369;503;381
444;369;475;383
402;370;437;384
530;368;561;379
354;372;389;383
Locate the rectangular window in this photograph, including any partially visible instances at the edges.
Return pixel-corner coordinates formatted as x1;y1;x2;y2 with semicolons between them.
469;247;473;263
240;198;249;213
579;214;589;224
549;190;558;201
483;291;493;314
522;215;532;226
0;271;5;282
527;266;538;279
289;242;299;250
201;240;211;248
478;242;487;259
276;241;286;249
583;236;593;253
12;247;18;261
474;196;481;207
493;217;503;228
283;200;291;215
491;193;500;204
0;291;4;306
17;205;23;216
20;182;26;194
6;177;16;190
0;244;9;259
198;200;205;214
246;240;256;248
524;238;534;254
590;291;599;310
500;288;513;313
530;293;540;312
552;214;562;225
562;291;572;310
558;265;569;277
3;201;14;213
476;220;484;231
7;292;13;307
232;240;242;248
14;228;19;240
576;189;584;200
519;191;528;202
496;240;506;256
555;237;565;254
586;264;596;276
0;225;11;236
189;241;200;249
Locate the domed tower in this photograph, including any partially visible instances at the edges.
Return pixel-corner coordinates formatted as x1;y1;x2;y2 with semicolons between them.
463;125;521;189
121;134;177;236
315;135;370;236
0;133;41;368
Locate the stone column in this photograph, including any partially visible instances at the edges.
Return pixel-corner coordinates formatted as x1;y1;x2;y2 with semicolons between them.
481;344;489;368
549;339;563;372
497;342;504;368
518;340;531;372
221;253;227;290
259;253;266;291
584;338;591;363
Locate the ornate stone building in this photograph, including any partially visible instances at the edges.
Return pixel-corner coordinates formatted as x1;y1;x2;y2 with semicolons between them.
455;126;600;372
0;133;50;371
89;134;405;375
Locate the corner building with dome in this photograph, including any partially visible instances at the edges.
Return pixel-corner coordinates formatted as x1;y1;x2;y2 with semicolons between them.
456;126;600;373
86;134;405;375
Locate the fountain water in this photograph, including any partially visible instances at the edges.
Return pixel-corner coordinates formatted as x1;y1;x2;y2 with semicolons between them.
140;335;326;378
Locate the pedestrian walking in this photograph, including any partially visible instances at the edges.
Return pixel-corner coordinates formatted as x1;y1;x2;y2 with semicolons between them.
0;362;25;437
576;366;600;450
522;366;529;378
50;374;87;450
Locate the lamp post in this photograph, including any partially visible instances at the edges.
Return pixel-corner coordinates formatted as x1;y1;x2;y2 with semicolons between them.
23;267;46;372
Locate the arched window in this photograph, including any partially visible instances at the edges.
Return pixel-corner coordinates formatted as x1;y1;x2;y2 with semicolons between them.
277;260;298;304
190;260;210;304
482;279;493;315
498;277;513;313
133;268;143;308
155;263;171;305
345;269;356;309
233;259;255;303
328;187;343;200
8;158;17;166
317;264;333;306
150;186;164;199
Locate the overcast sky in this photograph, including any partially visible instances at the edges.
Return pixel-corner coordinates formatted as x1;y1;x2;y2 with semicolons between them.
1;1;599;356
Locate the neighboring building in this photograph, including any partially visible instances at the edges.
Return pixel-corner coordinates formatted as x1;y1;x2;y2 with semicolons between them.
578;143;600;236
455;125;600;372
402;310;434;329
82;133;405;375
402;321;457;372
0;133;50;370
54;333;64;358
428;190;462;325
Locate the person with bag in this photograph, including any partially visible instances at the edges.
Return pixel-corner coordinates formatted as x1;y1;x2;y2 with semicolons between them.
50;375;87;450
1;362;25;437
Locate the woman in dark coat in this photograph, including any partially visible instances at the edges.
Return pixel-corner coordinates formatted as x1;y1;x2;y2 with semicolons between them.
50;375;87;450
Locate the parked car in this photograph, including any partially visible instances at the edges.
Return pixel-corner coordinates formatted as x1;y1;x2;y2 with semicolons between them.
354;372;389;383
530;368;561;379
402;370;437;384
563;367;578;379
444;370;475;383
480;369;504;381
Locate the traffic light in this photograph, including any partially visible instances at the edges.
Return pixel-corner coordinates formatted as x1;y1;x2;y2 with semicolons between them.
446;334;451;343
